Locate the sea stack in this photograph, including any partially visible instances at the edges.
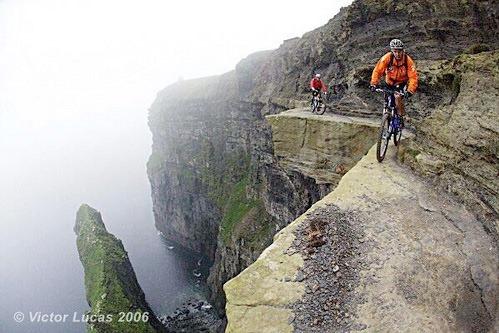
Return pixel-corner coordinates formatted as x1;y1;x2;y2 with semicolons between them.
74;204;167;333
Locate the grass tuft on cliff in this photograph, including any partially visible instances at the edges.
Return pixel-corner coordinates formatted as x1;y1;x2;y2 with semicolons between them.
220;176;261;244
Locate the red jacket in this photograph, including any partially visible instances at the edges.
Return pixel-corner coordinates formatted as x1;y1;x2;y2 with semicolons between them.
310;78;327;92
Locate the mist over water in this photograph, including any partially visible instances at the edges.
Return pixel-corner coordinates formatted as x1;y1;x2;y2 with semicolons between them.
0;1;353;331
0;106;211;333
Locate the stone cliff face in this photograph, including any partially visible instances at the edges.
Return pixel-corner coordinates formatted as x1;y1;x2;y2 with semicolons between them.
147;62;357;312
74;204;167;333
147;0;498;317
399;51;499;239
147;67;380;312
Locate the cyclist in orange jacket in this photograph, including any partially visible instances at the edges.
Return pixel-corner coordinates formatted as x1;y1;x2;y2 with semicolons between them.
370;39;418;127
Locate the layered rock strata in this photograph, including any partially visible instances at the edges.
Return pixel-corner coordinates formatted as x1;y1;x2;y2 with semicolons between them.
267;110;379;185
147;70;331;312
399;51;499;239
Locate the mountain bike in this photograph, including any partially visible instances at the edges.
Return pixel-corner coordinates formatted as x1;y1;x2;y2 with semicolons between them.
310;91;328;115
374;88;404;162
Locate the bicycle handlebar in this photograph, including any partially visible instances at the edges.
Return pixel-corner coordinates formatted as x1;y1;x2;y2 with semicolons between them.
375;88;404;96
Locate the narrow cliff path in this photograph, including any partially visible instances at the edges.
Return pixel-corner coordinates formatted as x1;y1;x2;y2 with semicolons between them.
224;139;498;332
276;108;380;127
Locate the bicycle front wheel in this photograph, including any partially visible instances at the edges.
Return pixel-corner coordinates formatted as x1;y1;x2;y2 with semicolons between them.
393;116;402;146
393;128;402;146
311;99;318;113
376;114;390;162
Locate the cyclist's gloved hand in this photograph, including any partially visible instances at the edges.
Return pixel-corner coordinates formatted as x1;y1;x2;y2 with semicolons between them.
370;84;377;92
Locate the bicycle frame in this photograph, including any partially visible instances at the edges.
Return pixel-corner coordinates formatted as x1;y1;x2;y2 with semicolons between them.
375;87;404;162
380;88;402;135
310;90;327;114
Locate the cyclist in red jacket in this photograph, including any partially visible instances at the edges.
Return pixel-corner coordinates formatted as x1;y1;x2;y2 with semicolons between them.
310;73;327;103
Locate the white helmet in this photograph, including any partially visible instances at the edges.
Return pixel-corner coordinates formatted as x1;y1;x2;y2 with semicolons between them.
390;39;404;50
315;73;321;78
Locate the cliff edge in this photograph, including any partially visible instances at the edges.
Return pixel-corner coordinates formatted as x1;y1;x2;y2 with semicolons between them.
225;141;498;332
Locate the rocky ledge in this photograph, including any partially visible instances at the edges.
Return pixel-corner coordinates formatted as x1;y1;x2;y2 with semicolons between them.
160;299;224;333
74;204;167;333
224;143;498;332
267;109;379;185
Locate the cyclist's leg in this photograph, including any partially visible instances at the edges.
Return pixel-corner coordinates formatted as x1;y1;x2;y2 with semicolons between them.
311;91;317;104
395;95;404;116
316;90;323;102
395;96;405;128
394;83;407;127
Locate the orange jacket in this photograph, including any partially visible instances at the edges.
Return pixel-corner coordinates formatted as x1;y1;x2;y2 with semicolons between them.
370;52;418;93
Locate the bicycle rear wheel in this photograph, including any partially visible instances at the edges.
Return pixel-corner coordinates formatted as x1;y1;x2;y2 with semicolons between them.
376;114;390;162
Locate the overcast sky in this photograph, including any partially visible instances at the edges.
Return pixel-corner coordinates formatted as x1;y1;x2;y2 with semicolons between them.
0;0;354;226
0;0;353;125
